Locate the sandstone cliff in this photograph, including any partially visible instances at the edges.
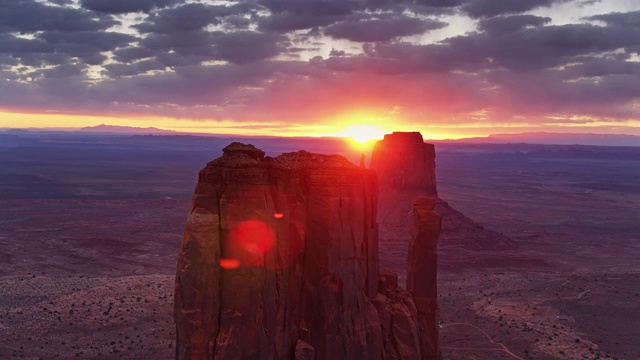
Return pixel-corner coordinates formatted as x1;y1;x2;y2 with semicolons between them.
370;133;444;360
370;132;439;277
174;143;437;360
370;131;519;275
370;132;437;196
407;197;441;360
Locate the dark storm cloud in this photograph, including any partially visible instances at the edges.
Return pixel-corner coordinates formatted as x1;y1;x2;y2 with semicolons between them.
367;22;640;74
463;0;554;19
102;59;165;77
112;47;157;63
29;63;88;80
478;15;551;35
37;31;136;52
366;0;464;7
140;30;215;57
138;33;283;66
414;0;466;6
258;0;356;33
48;0;74;5
18;53;71;68
0;0;117;33
80;0;182;14
0;29;120;66
485;65;640;119
2;30;136;66
223;15;253;30
566;56;639;78
324;15;446;42
0;55;18;66
85;61;295;109
128;2;277;65
213;31;288;64
0;34;55;56
588;10;640;28
259;0;355;16
155;51;209;68
134;2;257;33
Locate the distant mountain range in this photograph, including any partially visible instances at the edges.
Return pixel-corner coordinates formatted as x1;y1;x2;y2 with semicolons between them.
431;132;640;147
2;126;640;147
78;124;177;135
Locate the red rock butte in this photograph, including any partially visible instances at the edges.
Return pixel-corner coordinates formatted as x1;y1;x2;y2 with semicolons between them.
371;132;437;196
174;142;441;360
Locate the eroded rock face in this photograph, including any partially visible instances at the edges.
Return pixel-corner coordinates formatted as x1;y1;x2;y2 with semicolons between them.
175;142;442;359
370;132;442;360
370;132;437;196
407;197;442;360
175;143;381;359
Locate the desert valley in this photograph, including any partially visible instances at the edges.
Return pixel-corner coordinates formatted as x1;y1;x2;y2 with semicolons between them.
1;131;639;359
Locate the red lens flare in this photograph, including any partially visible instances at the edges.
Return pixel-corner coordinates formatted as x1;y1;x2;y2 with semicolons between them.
230;220;276;255
219;258;241;269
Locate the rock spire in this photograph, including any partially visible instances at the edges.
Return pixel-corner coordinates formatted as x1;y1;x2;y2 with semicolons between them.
174;143;440;360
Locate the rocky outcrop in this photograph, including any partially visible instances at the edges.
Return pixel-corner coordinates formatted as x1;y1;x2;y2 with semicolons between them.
370;131;521;275
175;142;438;360
407;197;441;360
370;132;439;278
370;132;437;196
370;132;442;359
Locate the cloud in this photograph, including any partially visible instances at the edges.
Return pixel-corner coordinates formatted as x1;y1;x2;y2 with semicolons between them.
257;0;355;32
1;0;640;131
134;3;255;33
478;15;551;35
463;0;555;19
0;0;117;33
79;0;181;14
588;10;640;28
324;15;446;42
213;31;288;64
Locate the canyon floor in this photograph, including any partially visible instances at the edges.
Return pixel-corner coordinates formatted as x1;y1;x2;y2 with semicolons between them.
1;134;639;359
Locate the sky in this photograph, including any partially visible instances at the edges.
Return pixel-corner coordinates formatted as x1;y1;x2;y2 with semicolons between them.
1;0;640;139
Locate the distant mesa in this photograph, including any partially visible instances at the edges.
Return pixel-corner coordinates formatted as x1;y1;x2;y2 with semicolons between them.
174;140;441;359
371;132;437;196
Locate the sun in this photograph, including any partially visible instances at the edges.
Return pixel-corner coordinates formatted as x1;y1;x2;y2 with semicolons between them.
339;124;387;144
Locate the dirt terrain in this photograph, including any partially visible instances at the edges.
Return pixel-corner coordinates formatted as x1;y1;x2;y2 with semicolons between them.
1;134;639;359
435;145;640;360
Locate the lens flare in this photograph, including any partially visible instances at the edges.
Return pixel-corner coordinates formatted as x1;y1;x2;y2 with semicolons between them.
219;258;241;269
231;220;276;255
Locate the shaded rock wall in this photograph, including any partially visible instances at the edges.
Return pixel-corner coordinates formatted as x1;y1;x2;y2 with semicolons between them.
175;143;384;360
370;132;437;196
407;197;442;360
175;141;441;360
370;133;442;360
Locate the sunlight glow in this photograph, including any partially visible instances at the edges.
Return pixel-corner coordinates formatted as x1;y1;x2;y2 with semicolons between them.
339;124;387;144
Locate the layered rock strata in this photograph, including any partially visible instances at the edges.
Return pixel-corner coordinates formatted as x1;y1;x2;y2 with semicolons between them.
175;143;439;360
